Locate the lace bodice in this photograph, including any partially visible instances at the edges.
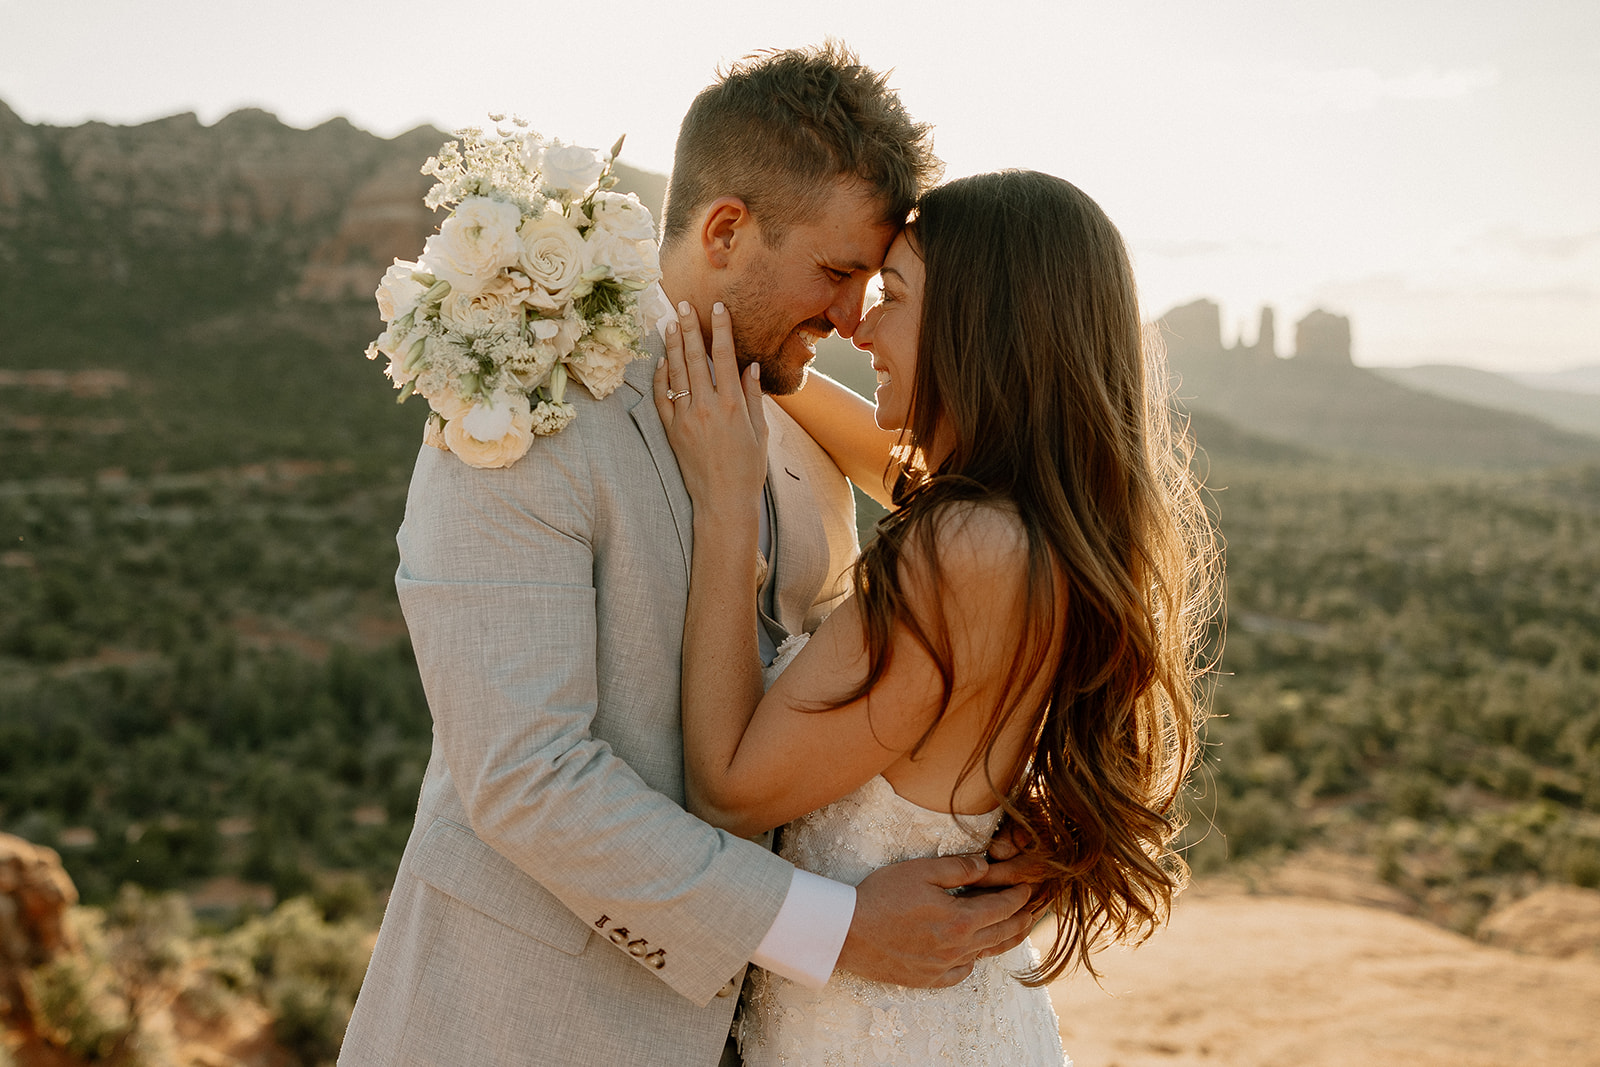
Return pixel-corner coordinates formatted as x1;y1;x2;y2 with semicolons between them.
737;775;1069;1066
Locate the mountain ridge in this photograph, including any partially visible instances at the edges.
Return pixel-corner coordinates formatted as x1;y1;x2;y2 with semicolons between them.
2;100;1593;476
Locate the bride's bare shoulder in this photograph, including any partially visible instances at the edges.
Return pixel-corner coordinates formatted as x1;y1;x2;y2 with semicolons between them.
899;500;1033;602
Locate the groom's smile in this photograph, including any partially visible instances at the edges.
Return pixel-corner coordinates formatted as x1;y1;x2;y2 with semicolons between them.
723;178;898;396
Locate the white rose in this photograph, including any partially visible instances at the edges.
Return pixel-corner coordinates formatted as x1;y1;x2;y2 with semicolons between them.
439;273;525;332
518;213;587;308
589;191;657;241
443;391;536;469
419;196;524;298
376;259;426;321
585;228;660;289
538;141;607;198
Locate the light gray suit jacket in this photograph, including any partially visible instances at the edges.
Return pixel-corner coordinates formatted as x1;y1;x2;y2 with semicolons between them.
340;348;858;1066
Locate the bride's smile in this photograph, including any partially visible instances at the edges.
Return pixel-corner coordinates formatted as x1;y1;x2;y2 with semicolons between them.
853;232;924;434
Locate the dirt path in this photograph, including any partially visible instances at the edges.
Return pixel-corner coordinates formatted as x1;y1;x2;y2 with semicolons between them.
1046;893;1600;1067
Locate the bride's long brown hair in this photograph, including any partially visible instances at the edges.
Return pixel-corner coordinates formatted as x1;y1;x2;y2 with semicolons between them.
845;170;1219;983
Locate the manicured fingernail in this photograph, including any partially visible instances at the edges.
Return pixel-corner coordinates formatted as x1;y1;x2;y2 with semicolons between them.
656;356;664;368
665;320;677;334
713;301;725;315
678;301;691;315
750;363;760;381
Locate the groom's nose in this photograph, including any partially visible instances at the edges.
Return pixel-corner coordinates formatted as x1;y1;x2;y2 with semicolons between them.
826;274;872;339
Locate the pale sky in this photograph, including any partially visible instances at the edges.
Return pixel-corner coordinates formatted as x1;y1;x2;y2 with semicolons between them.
3;0;1596;373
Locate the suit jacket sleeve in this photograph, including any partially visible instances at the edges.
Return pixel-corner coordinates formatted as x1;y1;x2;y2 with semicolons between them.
394;409;794;1006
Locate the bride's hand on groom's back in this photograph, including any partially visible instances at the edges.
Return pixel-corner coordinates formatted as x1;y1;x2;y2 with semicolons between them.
653;299;768;516
837;854;1037;988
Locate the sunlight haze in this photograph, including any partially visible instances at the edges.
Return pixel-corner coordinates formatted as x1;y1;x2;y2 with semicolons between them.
3;0;1594;373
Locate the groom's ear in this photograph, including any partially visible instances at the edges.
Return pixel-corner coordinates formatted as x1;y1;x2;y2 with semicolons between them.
700;197;757;270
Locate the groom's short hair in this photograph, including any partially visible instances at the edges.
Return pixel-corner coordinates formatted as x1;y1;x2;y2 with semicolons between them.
661;41;941;248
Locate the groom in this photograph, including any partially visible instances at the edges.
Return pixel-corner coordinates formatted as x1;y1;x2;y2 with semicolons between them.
340;44;1038;1066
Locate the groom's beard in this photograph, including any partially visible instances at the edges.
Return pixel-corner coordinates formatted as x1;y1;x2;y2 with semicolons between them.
725;283;831;396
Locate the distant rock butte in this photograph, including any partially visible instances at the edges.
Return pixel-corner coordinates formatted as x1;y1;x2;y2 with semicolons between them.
1159;297;1349;366
1153;298;1600;469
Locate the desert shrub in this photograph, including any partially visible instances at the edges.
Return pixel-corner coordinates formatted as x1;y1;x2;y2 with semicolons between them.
216;897;373;1066
29;951;133;1062
27;909;136;1063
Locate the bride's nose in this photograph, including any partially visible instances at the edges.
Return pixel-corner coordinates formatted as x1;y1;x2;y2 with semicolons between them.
852;306;878;352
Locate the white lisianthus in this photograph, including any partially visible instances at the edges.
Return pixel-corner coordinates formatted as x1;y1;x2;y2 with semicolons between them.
419;196;523;297
376;259;427;321
518;213;587;309
538;141;607;198
516;133;549;180
374;322;415;360
588;191;656;241
381;330;430;388
529;312;583;359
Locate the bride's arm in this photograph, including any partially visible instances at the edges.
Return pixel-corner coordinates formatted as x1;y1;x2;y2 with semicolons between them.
773;370;903;509
657;303;1031;838
655;302;930;834
652;302;769;825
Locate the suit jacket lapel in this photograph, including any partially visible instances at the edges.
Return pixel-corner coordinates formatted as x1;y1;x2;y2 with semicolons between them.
624;336;693;578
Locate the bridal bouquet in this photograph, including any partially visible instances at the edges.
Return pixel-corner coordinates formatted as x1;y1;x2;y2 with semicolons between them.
365;118;668;469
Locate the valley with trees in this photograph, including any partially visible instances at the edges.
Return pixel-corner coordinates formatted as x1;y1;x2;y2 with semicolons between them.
2;103;1598;1064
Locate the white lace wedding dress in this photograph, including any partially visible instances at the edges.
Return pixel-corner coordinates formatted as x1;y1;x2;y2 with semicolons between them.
739;639;1070;1066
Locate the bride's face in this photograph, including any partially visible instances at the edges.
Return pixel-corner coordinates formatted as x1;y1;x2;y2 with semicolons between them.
853;233;923;432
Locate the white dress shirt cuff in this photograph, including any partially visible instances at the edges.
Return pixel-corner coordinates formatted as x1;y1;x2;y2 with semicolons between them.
749;867;856;988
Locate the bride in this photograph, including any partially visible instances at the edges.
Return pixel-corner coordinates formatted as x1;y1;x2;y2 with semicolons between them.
654;169;1218;1065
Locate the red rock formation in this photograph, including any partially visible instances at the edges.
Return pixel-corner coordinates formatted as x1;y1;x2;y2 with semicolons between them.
0;833;80;1038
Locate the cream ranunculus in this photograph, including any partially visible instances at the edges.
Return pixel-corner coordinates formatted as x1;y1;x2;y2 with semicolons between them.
376;259;427;321
566;332;637;400
518;213;587;309
425;388;473;422
538;141;607;198
443;390;536;469
423;413;450;451
588;192;657;241
419;196;524;298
